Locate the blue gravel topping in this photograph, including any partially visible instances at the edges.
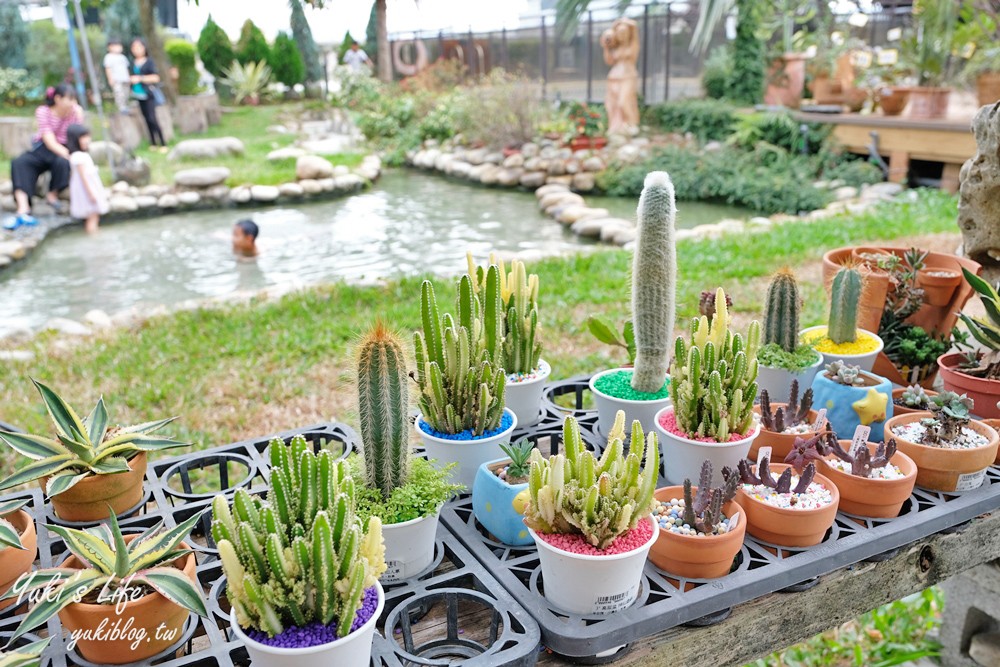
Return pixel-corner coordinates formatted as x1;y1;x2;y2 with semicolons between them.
418;411;514;441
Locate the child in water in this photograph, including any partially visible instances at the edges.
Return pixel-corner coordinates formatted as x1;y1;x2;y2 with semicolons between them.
67;124;109;233
232;219;259;257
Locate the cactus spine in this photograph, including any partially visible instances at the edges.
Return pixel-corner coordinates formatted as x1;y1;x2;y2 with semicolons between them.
763;269;800;353
630;171;676;394
828;267;862;345
357;322;410;498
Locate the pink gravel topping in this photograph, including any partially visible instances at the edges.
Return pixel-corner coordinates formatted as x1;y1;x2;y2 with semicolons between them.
657;411;750;443
535;518;654;556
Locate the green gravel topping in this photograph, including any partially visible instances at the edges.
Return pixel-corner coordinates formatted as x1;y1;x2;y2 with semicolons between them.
594;369;670;401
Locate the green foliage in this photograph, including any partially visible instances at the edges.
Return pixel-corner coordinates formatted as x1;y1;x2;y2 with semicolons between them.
565;101;606;138
729;111;830;154
0;498;29;550
165;39;200;96
0;638;50;667
219;61;271;104
270;32;305;88
352;456;462;524
822;158;885;190
289;0;322;83
0;69;38;107
957;267;1000;379
27;21;106;89
702;46;731;99
337;31;358;65
103;0;142;45
500;440;535;480
586;316;636;365
727;0;766;105
645;99;738;142
450;69;549;148
236;19;270;66
828;267;862;345
900;0;960;87
758;343;820;372
365;3;378;66
885;325;949;369
197;15;235;79
0;3;29;69
417;102;457;142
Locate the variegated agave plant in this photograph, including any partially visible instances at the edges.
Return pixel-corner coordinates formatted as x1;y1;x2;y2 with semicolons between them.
0;638;50;667
0;499;29;550
1;509;207;644
0;380;188;497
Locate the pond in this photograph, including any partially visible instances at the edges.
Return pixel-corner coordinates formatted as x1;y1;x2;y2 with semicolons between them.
0;171;748;336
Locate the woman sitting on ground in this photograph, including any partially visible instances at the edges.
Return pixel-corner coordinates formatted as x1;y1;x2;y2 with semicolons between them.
6;84;84;229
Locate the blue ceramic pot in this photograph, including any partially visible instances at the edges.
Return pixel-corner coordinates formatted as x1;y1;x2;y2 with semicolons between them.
471;457;531;546
810;369;893;442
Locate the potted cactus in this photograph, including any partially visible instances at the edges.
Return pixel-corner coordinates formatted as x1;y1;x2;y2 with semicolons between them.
0;639;50;667
1;509;206;664
412;267;517;490
0;499;35;612
589;171;674;436
891;385;938;416
885;392;1000;492
655;288;762;486
0;380;188;522
472;439;535;546
649;460;746;579
757;269;823;401
750;380;819;461
801;267;884;372
521;411;659;616
213;435;386;667
810;361;893;442
352;324;462;583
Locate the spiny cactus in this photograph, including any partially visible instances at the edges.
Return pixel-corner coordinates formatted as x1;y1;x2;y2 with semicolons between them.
412;271;506;436
828;267;862;345
631;171;677;394
213;435;386;638
730;454;815;495
523;411;659;549
670;288;761;442
682;460;739;535
468;253;542;376
763;269;800;353
357;322;410;498
759;380;813;433
699;289;732;320
827;437;898;478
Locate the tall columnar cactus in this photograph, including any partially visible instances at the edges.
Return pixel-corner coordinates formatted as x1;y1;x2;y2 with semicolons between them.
522;411;659;549
763;268;800;353
630;171;677;394
670;288;761;441
413;270;506;435
213;435;386;639
828;267;862;345
357;322;410;497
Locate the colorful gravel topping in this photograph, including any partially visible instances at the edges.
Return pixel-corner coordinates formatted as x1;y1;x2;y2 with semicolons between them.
803;327;880;355
507;367;545;384
657;410;753;443
535;516;654;556
891;422;990;450
826;458;906;480
593;369;670;401
655;499;732;536
777;422;817;435
742;477;833;510
245;586;379;648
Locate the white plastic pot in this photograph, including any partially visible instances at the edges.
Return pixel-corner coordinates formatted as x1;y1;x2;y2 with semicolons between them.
655;406;761;486
231;582;384;667
799;326;884;372
589;368;671;438
381;508;440;584
505;359;551;427
416;409;517;490
756;353;823;402
528;515;657;616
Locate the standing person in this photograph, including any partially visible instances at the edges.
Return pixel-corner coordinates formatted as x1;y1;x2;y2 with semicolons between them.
130;38;167;152
5;84;83;230
67;125;109;234
343;42;372;73
103;38;132;114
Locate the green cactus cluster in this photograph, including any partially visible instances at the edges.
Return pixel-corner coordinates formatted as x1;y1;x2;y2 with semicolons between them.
413;268;506;436
763;268;800;353
828;267;862;345
212;435;386;638
522;410;659;550
670;288;761;442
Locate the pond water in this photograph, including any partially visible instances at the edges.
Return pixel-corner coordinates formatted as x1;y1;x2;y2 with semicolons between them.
0;171;747;335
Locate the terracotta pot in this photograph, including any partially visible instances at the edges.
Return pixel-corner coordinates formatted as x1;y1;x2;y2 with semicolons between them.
877;87;910;116
843;87;868;113
817;442;917;518
821;249;890;334
569;136;607;151
734;463;840;548
984;420;1000;464
885;412;999;492
58;536;197;664
810;76;843;105
938;352;1000;419
906;87;951;120
891;387;939;417
749;404;819;461
45;452;147;523
649;486;747;579
764;53;807;109
852;246;896;269
977;72;1000;107
917;267;961;307
0;510;37;611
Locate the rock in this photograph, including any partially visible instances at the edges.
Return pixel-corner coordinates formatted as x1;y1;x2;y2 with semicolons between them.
174;167;230;188
600;221;632;243
479;165;502;185
128;186;139;197
0;255;10;267
318;177;336;192
465;149;487;166
83;309;113;329
547;161;567;176
266;147;307;161
558;206;610;225
204;185;231;201
278;182;305;197
468;164;491;181
334;174;364;191
168;137;245;161
565;160;580;175
89;141;124;165
1;195;14;211
524;157;543;172
519;171;547;189
140;184;168;198
333;165;350;177
447;161;473;178
833;186;858;201
612;227;638;245
582;156;605;172
229;186;252;203
521;142;540;158
496;168;524;187
109;194;138;213
111;180;130;194
0;180;11;195
44;317;91;336
178;191;201;206
299;179;322;195
250;185;280;202
970;631;1000;667
0;240;26;259
571;217;612;238
546;175;573;186
135;195;157;208
616;144;642;164
535;183;569;199
157;193;179;208
502;154;524;169
117;156;151;187
357;165;380;181
539;191;584;210
865;182;904;197
571;172;596;192
267;124;289;134
296;155;334;180
704;141;724;152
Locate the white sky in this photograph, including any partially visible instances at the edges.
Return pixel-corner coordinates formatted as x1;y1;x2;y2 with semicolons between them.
177;1;533;46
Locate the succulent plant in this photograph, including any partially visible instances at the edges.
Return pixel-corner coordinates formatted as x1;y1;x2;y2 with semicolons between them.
0;380;188;497
412;270;506;436
916;391;975;445
958;268;1000;379
213;435;386;638
759;380;813;433
0;499;29;550
630;171;676;394
682;460;739;535
828;267;862;345
730;454;815;495
783;427;838;472
826;437;898;478
586;316;636;366
499;439;534;482
2;507;206;644
825;360;865;386
763;269;801;354
0;638;50;667
468;254;542;376
670;288;761;442
900;385;934;409
699;289;732;321
522;411;659;550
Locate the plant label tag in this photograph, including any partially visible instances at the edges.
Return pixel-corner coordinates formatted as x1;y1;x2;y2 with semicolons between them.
813;409;828;433
728;512;739;529
594;586;637;614
878;49;899;65
886;27;902;42
955;469;987;492
382;560;404;583
850;425;871;458
757;446;772;468
852;51;873;69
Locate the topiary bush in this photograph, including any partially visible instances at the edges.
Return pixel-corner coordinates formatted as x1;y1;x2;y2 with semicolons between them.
727;0;765;105
289;0;322;83
702;47;731;100
270;32;305;88
165;39;200;95
236;19;269;66
197;15;234;79
645;99;738;142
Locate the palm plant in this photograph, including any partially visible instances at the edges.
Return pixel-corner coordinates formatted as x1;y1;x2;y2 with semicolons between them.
219;60;272;104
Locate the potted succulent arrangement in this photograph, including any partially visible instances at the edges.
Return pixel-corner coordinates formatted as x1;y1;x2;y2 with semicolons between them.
472;440;535;546
940;268;1000;418
351;324;462;583
885;392;1000;492
891;385;938;416
648;460;746;579
412;267;517;489
0;499;35;612
0;638;49;667
750;380;818;461
1;510;206;664
899;0;959;119
213;436;386;667
565;101;607;151
590;172;674;436
917;267;962;307
811;361;893;442
801;267;884;372
0;381;188;522
762;0;814;108
656;288;761;486
757;269;823;402
521;411;658;616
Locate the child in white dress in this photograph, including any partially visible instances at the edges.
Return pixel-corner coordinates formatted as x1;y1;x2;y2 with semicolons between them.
67;124;109;233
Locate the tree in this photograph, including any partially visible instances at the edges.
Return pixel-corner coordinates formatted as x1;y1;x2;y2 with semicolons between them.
289;0;322;82
271;32;305;87
0;4;29;69
197;15;235;79
364;1;377;68
726;0;765;105
103;0;142;42
236;19;270;66
304;0;391;81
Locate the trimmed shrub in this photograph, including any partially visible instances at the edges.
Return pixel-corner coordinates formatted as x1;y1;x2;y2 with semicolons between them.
236;19;270;66
727;0;765;105
165;39;200;95
271;32;305;87
289;0;322;82
197;15;234;79
702;47;731;100
645;99;738;142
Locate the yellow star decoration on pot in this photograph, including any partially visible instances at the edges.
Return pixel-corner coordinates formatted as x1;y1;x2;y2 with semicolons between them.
853;388;889;425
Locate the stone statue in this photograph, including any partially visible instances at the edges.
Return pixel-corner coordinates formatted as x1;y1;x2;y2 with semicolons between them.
601;18;640;135
959;102;1000;282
